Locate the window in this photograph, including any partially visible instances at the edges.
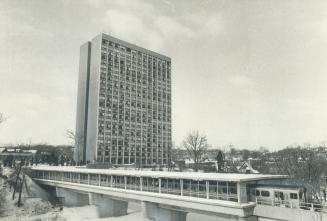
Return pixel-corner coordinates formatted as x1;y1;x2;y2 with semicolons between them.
261;190;270;197
256;190;260;196
290;193;298;199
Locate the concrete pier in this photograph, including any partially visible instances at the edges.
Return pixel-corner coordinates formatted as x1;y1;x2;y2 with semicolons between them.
142;201;187;221
89;193;128;217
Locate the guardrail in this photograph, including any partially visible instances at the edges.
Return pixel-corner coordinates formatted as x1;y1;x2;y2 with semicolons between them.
255;198;327;213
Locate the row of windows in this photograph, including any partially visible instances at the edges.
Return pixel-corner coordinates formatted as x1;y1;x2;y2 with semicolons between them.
102;66;171;81
35;171;238;202
255;190;299;200
98;39;171;165
96;158;168;165
102;66;170;80
100;40;170;71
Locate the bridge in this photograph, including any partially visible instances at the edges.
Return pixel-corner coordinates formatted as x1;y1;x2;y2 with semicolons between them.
30;166;326;221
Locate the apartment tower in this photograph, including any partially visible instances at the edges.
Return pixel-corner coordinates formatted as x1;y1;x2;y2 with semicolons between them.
75;34;172;166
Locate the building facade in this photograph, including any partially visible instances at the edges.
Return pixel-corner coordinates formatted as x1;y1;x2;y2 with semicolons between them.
75;34;172;166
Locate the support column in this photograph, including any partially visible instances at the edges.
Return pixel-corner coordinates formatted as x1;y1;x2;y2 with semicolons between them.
237;182;248;203
140;177;143;191
206;181;209;199
56;187;89;207
142;202;187;221
89;193;128;218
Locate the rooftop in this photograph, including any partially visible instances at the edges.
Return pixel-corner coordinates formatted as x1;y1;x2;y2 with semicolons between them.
99;33;171;61
32;165;287;182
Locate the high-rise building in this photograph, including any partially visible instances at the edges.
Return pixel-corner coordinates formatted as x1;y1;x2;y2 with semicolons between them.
75;34;172;166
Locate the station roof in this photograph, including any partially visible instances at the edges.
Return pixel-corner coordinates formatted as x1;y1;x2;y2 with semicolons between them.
32;166;288;182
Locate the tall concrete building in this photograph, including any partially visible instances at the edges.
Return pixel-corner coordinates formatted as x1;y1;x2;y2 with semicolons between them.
75;34;172;166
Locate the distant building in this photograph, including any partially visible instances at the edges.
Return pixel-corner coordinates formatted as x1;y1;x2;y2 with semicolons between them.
75;34;172;166
0;148;37;164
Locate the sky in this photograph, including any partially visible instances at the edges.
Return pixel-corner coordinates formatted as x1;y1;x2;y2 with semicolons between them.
0;0;327;150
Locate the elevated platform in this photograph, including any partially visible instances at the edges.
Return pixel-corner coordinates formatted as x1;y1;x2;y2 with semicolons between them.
30;165;288;220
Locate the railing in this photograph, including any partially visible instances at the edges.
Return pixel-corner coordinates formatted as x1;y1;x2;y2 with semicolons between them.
299;202;327;213
255;198;327;213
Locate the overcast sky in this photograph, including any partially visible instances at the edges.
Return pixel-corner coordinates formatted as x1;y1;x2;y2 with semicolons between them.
1;0;327;150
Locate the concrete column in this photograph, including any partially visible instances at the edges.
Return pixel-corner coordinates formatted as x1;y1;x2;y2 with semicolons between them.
140;177;143;191
237;182;248;203
89;193;128;218
88;192;93;205
206;181;210;199
226;182;229;200
56;187;89;207
142;202;187;221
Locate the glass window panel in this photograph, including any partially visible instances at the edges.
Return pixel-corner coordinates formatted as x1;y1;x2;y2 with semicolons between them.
208;181;218;198
198;181;207;198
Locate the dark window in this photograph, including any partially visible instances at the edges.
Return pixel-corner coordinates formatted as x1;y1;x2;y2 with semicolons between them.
256;190;260;196
290;193;298;199
261;190;270;197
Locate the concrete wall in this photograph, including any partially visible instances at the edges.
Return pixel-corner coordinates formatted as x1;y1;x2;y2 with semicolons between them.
56;187;89;207
75;41;91;164
86;34;102;163
24;175;57;202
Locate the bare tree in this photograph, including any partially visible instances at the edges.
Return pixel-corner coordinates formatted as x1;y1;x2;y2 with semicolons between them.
182;131;209;172
0;113;6;125
66;129;75;142
66;129;84;164
272;145;327;200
